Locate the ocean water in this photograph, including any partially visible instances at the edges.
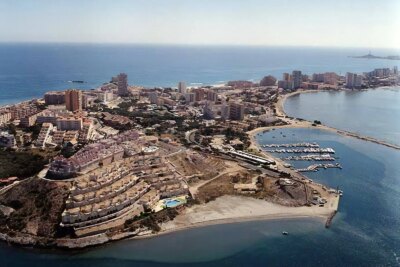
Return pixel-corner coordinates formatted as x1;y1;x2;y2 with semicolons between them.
0;43;399;105
284;88;400;146
1;127;399;266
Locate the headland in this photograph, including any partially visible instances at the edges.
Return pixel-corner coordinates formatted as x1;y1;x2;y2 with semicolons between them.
0;65;398;249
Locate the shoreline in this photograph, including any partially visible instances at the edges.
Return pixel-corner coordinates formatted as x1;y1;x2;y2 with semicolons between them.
250;88;400;150
132;195;335;240
133;213;326;240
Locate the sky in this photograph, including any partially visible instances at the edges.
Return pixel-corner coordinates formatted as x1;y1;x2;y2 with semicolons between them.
0;0;399;49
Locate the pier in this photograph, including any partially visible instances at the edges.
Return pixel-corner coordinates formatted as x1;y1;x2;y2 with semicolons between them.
296;163;342;172
325;211;337;228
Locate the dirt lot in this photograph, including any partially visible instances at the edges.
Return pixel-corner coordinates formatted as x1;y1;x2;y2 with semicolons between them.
196;171;312;207
195;169;257;203
167;151;226;179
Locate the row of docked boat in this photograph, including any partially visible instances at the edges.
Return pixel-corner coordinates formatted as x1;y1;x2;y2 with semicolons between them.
282;154;335;161
262;142;319;148
266;148;335;154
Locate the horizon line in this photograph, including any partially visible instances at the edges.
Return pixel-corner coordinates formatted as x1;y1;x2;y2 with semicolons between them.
0;41;399;51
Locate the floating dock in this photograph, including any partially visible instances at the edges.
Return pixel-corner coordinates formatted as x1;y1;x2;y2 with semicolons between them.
283;154;335;161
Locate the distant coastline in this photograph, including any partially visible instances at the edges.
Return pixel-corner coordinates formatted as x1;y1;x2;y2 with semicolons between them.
350;52;400;60
0;44;399;106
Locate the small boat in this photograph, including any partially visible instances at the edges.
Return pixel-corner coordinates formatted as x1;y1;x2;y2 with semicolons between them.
68;80;85;83
282;231;289;235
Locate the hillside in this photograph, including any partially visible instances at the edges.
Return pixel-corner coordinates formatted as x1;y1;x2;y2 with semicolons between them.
0;178;71;239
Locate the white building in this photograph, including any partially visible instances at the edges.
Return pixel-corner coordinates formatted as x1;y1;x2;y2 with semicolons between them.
56;117;83;131
36;123;54;148
0;132;16;148
0;110;11;126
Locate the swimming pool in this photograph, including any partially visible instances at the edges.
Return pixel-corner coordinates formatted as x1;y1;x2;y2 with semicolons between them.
164;199;183;208
165;199;181;208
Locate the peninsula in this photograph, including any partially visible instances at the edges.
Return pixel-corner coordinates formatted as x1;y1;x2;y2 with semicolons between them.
0;65;398;249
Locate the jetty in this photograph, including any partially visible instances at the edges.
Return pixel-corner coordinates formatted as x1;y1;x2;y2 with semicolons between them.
297;163;342;172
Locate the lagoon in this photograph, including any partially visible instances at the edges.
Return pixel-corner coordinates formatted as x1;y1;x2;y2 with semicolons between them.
284;87;400;146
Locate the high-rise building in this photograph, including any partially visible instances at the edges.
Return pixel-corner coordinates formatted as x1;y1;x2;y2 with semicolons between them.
178;81;187;94
117;73;129;96
283;73;290;82
206;90;218;102
229;102;245;121
203;101;215;119
193;88;205;102
184;93;195;104
221;100;230;120
345;73;362;88
291;70;302;89
44;91;65;105
312;73;325;83
65;90;82;112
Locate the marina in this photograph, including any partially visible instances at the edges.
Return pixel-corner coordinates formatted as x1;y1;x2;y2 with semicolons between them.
264;142;341;174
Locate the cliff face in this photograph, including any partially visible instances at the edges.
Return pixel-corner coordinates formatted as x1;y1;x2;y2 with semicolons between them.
0;178;71;239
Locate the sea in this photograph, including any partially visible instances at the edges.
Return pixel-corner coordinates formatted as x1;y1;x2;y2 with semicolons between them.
0;44;400;266
0;43;399;105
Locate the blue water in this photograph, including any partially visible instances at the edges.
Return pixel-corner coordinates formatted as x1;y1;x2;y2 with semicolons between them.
284;88;400;146
0;43;399;105
165;199;181;208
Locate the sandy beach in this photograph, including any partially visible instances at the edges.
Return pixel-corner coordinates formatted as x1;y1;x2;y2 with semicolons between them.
134;195;338;239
